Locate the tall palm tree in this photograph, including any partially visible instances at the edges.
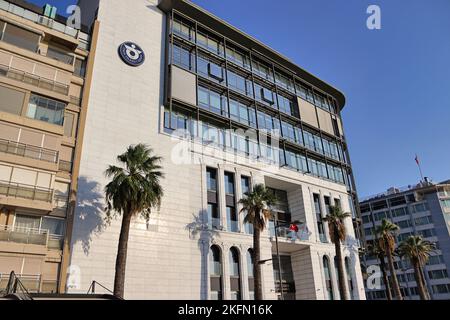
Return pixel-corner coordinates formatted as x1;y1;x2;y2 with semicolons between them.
376;219;403;300
367;240;393;300
323;205;350;300
104;144;164;298
238;184;276;300
398;235;435;300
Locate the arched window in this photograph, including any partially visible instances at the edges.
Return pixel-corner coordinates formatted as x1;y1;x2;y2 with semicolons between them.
247;249;254;300
323;256;334;300
209;245;222;300
345;257;354;299
229;247;241;300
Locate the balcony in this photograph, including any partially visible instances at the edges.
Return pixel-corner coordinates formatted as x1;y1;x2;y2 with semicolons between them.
0;180;53;203
0;138;59;163
0;63;69;95
58;160;72;173
0;273;57;294
0;225;63;250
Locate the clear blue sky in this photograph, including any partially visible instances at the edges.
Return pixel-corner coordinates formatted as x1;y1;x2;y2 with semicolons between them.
29;0;450;197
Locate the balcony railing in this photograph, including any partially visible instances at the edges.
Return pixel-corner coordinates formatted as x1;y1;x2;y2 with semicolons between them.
0;273;57;294
58;160;72;173
0;63;69;95
0;180;53;203
0;138;59;163
269;224;311;241
0;225;63;250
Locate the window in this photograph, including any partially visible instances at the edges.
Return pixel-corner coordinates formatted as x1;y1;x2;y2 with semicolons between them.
278;94;296;117
229;99;256;127
225;47;250;69
257;111;280;133
391;207;408;218
284;149;307;173
432;284;450;294
27;94;65;125
314;194;326;243
209;245;223;300
440;199;450;209
227;70;253;97
411;202;429;213
428;269;448;280
74;58;87;77
252;60;273;81
241;176;250;196
417;229;435;238
427;255;444;265
197;31;223;56
414;216;433;226
197;55;225;83
0;85;25;115
172;18;194;41
229;247;241;300
197;86;228;116
14;214;40;231
275;72;294;92
396;219;412;229
345;257;356;300
247;249;254;299
224;172;235;195
171;43;195;71
208;203;220;230
254;83;276;107
41;217;65;236
46;45;74;65
1;23;40;52
207;168;217;192
323;256;334;300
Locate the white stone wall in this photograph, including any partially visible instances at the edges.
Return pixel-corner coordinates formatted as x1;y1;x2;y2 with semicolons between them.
67;0;366;300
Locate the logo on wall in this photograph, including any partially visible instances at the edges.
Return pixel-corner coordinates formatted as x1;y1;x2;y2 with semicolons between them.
118;42;145;67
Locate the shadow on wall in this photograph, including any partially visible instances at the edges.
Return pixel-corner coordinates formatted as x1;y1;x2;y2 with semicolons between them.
71;176;106;256
186;211;220;300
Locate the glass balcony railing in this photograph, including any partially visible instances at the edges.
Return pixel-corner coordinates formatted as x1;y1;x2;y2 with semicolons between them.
0;225;64;250
0;138;59;163
227;220;239;233
0;180;53;203
319;234;328;243
0;273;58;293
208;217;222;230
58;160;73;173
0;63;69;95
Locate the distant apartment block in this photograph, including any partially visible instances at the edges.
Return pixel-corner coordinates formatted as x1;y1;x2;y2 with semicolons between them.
360;179;450;300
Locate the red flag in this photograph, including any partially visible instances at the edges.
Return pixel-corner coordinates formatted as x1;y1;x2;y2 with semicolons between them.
415;154;420;165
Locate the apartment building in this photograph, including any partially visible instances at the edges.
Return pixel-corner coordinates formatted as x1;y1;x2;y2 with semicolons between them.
361;179;450;300
58;0;366;300
0;0;91;293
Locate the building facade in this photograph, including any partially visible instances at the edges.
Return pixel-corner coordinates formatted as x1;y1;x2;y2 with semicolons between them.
0;0;91;293
361;179;450;300
1;0;366;299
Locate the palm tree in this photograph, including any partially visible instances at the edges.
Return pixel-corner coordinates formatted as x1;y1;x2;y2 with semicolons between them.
323;205;350;300
398;235;435;300
367;240;393;300
238;184;276;300
376;219;403;300
104;144;164;298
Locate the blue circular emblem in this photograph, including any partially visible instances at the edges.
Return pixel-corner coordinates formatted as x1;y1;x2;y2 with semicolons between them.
118;42;145;67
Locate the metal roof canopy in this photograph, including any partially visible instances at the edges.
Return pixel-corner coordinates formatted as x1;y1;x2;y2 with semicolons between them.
158;0;346;111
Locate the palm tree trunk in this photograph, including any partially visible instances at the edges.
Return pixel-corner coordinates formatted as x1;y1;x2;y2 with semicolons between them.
334;233;349;300
378;254;393;300
385;244;403;300
412;260;428;300
253;225;263;300
113;211;133;298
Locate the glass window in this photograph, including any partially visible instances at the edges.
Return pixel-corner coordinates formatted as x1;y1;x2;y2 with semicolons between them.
197;86;228;116
46;45;74;65
172;19;194;41
224;172;235;195
27;94;65;125
323;256;334;300
207;168;217;192
41;217;65;236
209;245;223;300
14;214;40;231
171;43;195;71
278;94;296;117
2;24;40;52
252;60;273;81
74;58;87;77
225;47;250;69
